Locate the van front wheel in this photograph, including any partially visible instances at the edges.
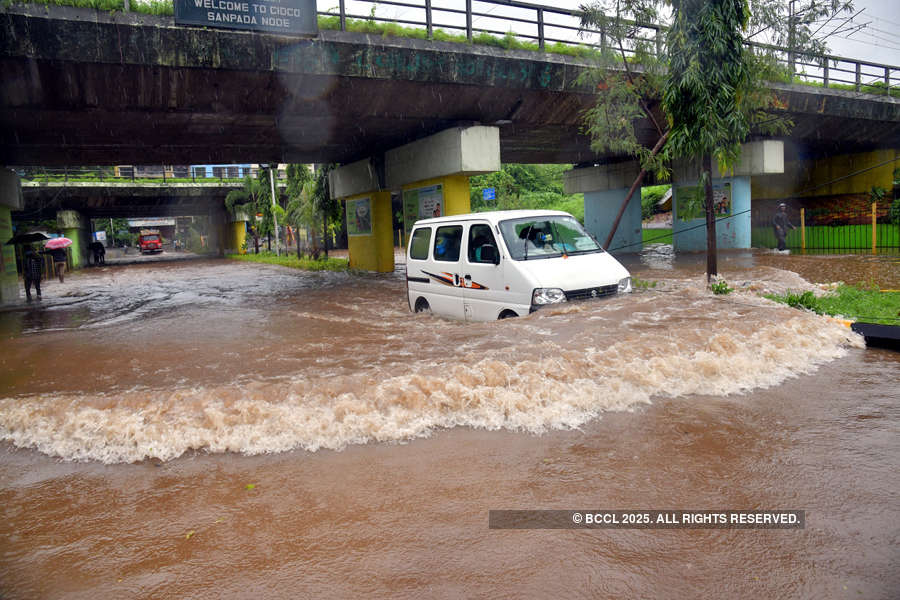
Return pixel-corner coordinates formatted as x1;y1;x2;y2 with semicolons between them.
414;298;431;314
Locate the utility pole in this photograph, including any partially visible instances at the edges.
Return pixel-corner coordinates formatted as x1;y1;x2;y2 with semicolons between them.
269;165;280;256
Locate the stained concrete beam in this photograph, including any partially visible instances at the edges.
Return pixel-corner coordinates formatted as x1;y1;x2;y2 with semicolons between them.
673;140;785;181
0;169;23;210
330;126;501;198
563;162;641;194
385;126;500;189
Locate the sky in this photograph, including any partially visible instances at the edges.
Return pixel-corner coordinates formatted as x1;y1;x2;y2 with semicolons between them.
820;0;900;66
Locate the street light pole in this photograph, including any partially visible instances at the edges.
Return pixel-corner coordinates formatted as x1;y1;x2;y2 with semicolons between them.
269;165;280;256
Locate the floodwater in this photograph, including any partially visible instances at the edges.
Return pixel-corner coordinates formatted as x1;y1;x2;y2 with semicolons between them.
1;250;898;598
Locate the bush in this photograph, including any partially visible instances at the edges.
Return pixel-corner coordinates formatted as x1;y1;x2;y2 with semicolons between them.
710;279;732;295
641;185;670;221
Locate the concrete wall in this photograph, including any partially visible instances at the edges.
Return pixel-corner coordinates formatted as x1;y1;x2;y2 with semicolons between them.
0;170;23;303
752;148;899;200
673;177;751;251
583;189;642;254
0;206;17;303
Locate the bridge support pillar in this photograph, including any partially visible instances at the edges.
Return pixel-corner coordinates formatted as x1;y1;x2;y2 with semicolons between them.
331;126;500;272
0;169;24;304
56;210;90;269
671;141;783;252
208;205;227;257
564;162;643;255
346;191;393;272
225;210;249;255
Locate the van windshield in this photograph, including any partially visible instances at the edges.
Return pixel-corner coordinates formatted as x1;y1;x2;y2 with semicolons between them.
498;216;603;261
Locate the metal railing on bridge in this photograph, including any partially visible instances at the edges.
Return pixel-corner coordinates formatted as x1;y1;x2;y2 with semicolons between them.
313;0;898;96
17;166;287;184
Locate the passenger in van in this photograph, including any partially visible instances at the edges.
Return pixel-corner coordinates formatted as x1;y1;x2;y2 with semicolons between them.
435;236;449;259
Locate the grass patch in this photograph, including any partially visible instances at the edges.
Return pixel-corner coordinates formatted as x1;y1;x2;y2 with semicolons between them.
642;227;672;245
23;175;248;184
765;284;900;325
227;251;349;272
10;0;176;16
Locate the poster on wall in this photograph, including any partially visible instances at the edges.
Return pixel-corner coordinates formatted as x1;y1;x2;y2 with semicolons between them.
402;184;444;236
676;182;732;221
346;197;372;236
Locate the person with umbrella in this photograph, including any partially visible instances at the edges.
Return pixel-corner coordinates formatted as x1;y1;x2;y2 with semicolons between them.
41;234;73;283
22;245;43;301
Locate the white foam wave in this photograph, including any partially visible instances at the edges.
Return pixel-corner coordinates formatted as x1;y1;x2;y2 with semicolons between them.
0;309;862;464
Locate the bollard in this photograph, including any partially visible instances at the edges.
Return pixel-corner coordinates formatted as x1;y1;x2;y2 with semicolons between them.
871;202;877;254
800;208;805;254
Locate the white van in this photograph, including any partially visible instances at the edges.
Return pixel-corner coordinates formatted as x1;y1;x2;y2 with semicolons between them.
405;210;632;321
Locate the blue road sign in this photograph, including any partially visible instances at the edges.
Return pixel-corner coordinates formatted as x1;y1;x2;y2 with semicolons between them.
483;187;496;201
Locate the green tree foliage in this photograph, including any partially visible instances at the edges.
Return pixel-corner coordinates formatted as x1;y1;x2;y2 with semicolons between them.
284;164;316;258
663;0;752;170
225;174;270;254
311;165;342;257
92;218;136;247
663;0;752;279
641;185;670;220
746;0;853;68
579;0;851;273
469;164;585;222
578;0;670;176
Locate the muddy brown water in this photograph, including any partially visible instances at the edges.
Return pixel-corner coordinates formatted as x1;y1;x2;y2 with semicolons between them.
1;250;898;598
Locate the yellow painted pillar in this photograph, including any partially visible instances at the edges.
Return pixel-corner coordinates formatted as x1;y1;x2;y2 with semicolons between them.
347;191;393;272
228;221;247;254
440;174;472;215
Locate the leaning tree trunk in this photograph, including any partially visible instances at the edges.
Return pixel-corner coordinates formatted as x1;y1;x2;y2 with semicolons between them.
703;154;718;282
253;234;260;254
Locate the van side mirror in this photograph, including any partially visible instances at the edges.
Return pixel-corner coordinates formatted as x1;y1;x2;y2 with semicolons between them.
480;244;500;265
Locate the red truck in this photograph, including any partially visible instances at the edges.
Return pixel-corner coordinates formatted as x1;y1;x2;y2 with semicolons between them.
138;230;163;254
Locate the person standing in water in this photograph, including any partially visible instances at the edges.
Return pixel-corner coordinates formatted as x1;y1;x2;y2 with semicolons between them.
772;203;795;251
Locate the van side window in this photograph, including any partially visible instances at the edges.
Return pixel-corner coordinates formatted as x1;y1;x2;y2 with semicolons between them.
467;224;498;263
409;228;431;260
433;226;462;262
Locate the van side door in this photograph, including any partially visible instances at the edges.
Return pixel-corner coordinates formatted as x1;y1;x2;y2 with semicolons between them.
462;221;507;321
421;224;466;320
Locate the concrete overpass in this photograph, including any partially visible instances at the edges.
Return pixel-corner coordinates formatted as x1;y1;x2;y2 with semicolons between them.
2;3;899;168
1;2;899;299
16;179;291;220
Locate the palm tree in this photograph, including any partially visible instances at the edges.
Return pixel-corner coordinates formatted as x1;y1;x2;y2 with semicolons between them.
225;175;268;254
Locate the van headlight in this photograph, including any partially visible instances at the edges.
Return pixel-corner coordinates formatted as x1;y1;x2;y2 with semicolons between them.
618;277;632;293
532;288;567;305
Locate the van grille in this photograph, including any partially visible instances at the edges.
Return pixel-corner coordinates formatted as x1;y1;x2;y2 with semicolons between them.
564;284;618;302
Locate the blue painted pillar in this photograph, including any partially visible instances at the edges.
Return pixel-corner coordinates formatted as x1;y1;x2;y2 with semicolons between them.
672;176;751;251
584;188;642;255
